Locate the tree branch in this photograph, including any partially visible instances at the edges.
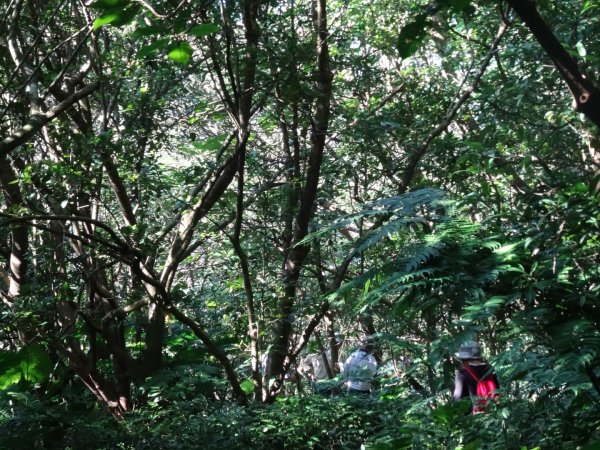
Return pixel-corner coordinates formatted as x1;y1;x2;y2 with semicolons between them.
0;82;100;158
506;0;600;128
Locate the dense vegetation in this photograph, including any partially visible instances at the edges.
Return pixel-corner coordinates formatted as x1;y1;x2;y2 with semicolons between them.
1;0;599;448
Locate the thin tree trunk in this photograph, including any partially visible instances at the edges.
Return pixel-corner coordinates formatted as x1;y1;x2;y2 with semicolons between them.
0;155;31;347
231;147;261;397
586;131;600;193
0;156;28;303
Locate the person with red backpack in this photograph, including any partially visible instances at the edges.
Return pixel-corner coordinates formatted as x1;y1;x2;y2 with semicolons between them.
452;340;499;413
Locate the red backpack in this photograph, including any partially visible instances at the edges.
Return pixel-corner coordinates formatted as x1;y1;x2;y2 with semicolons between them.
462;365;499;413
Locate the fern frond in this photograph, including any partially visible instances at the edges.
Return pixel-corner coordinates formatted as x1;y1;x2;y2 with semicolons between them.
298;188;446;247
403;245;442;273
352;217;427;255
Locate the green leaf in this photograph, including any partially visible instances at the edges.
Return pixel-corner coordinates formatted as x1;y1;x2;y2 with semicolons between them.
462;440;483;450
173;348;209;363
91;0;128;7
189;23;220;37
110;6;140;27
93;11;122;30
380;120;401;129
240;379;255;394
137;38;170;58
93;4;138;30
0;351;23;390
581;1;599;13
130;24;169;38
397;14;430;58
120;225;134;236
192;134;229;151
365;436;412;450
494;243;518;255
0;345;51;389
431;400;469;423
446;0;471;12
19;344;51;384
167;42;193;64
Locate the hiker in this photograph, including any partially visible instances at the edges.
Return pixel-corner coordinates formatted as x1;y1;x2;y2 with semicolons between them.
452;340;499;413
298;349;339;394
299;350;335;381
341;338;378;395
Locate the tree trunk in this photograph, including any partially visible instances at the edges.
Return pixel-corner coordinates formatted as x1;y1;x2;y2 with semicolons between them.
266;0;333;401
0;155;30;343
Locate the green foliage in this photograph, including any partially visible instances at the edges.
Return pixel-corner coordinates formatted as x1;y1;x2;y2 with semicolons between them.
3;379;598;449
397;13;431;58
303;188;445;251
167;42;193;65
396;0;475;58
189;23;220;37
136;38;171;58
0;345;52;390
0;352;22;390
92;0;140;30
0;384;126;450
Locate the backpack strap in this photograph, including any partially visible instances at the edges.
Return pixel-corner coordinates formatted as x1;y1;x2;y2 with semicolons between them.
462;364;480;382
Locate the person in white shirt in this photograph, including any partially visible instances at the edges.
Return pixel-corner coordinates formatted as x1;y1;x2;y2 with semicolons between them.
299;350;334;381
341;344;378;394
298;349;339;394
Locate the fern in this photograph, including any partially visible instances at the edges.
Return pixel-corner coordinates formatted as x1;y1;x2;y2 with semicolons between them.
299;188;446;248
402;245;441;273
0;407;10;425
461;295;510;322
352;217;426;255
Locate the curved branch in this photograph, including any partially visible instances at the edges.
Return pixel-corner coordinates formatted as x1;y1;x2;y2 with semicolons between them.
0;82;100;158
0;212;140;257
163;302;247;403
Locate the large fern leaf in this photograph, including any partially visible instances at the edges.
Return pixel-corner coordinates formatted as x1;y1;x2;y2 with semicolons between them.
299;188;446;248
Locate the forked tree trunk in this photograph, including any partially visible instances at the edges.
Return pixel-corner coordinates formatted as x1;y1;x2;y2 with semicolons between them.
266;0;333;402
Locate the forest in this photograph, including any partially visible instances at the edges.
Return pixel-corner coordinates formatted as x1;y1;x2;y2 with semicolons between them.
1;0;599;448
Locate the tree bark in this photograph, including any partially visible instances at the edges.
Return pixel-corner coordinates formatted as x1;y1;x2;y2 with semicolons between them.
231;144;261;397
0;156;28;302
266;0;333;401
